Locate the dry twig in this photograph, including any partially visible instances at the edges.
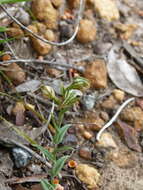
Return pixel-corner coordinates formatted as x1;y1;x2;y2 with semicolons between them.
0;59;84;72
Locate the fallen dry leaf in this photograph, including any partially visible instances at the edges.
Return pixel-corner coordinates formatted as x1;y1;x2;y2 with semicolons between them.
15;80;41;93
115;120;141;152
107;46;143;96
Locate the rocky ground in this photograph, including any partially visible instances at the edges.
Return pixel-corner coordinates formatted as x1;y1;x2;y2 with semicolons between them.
1;0;143;189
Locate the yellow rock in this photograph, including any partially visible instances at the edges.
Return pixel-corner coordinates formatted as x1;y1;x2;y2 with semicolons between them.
44;30;55;41
101;95;117;110
76;164;100;189
94;0;120;21
113;89;125;102
32;0;58;29
31;37;52;55
77;19;96;43
51;0;63;8
84;59;107;88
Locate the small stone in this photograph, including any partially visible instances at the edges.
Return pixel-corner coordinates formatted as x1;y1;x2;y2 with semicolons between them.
121;106;143;123
79;147;92;160
75;164;100;189
82;94;96;110
51;0;62;7
82;130;93;140
12;147;32;168
82;111;105;131
94;0;120;21
16;8;30;26
96;132;117;149
93;41;112;55
100;111;109;122
34;22;46;34
28;164;42;174
44;29;55;41
31;37;52;55
59;22;73;40
32;0;58;29
77;19;96;43
107;149;137;168
46;68;61;78
113;89;125;102
101;95;117;110
84;60;107;89
5;63;26;85
63;134;77;145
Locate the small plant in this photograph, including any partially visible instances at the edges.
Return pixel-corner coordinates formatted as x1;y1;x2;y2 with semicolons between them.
36;77;89;190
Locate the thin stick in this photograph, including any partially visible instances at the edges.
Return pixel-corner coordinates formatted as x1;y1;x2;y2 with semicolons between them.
0;59;84;72
96;97;135;141
5;174;47;184
0;0;84;46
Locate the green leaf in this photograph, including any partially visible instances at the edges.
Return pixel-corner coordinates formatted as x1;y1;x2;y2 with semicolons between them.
0;26;7;32
34;144;55;162
53;124;71;144
53;146;73;154
41;179;56;190
0;38;14;44
51;156;69;178
0;0;30;4
61;90;79;108
66;76;90;90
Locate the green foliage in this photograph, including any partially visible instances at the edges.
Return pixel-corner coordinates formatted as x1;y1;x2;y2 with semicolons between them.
53;146;73;154
53;124;71;144
13;76;89;190
51;156;69;179
0;26;7;32
0;38;14;44
66;76;90;90
39;77;90;189
34;144;56;162
41;180;56;190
